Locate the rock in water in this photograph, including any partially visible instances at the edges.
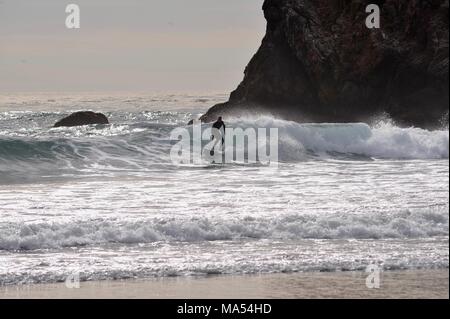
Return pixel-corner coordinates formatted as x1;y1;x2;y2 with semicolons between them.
54;111;109;127
201;0;449;129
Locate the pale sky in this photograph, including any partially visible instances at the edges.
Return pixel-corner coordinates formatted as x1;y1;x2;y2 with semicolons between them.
0;0;265;92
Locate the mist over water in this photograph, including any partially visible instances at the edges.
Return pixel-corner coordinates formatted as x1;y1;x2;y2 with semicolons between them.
0;93;448;285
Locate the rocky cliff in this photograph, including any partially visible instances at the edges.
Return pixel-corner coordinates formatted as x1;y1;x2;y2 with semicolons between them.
200;0;449;128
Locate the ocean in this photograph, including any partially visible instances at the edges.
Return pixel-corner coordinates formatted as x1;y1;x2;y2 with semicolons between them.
0;92;448;285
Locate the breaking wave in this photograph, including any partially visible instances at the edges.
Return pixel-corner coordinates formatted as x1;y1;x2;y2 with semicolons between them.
0;112;448;184
228;117;449;160
1;207;447;251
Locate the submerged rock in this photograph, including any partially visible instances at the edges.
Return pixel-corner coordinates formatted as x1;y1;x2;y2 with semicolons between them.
201;0;449;128
54;111;109;127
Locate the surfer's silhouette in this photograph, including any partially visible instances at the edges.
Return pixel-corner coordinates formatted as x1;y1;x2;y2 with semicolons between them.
210;117;225;156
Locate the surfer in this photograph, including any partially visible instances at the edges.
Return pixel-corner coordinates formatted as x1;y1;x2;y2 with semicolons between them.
212;116;226;147
210;117;226;156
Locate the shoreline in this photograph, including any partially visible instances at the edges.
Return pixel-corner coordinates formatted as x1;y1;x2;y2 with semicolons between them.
0;269;448;299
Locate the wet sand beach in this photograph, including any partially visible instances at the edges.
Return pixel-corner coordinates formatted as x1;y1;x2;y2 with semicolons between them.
1;270;448;299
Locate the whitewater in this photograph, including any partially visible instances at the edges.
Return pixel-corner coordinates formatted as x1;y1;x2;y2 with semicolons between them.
0;92;448;286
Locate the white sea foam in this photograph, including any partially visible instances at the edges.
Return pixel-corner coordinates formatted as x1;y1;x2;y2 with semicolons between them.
227;117;449;160
0;208;447;251
0;235;448;286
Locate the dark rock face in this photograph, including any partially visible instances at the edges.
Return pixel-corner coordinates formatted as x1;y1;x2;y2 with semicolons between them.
54;111;109;127
201;0;449;128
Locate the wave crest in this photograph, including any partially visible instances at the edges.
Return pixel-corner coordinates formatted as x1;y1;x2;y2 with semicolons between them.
1;208;447;251
227;117;449;160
